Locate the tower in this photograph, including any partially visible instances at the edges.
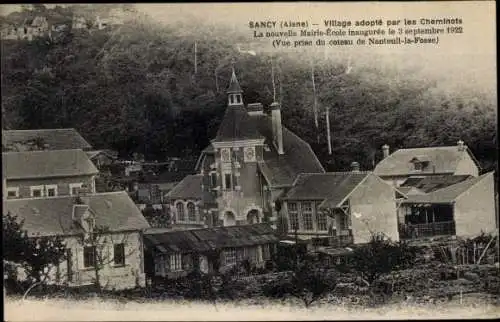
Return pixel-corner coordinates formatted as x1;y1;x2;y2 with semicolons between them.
227;67;243;106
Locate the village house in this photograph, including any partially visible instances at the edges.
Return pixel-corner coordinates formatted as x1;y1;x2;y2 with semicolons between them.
189;68;325;228
279;165;401;247
2;128;93;152
2;149;99;200
86;149;118;171
72;16;88;29
373;140;481;187
143;223;277;279
164;174;208;229
397;172;497;240
4;191;151;290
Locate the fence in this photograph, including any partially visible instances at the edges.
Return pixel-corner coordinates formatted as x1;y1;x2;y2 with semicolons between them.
399;221;456;239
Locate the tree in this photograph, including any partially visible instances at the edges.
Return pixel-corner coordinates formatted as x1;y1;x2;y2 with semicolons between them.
3;212;66;287
348;232;418;288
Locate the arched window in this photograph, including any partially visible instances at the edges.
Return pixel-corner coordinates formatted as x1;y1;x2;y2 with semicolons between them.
224;211;236;226
247;209;260;224
176;202;185;222
187;202;196;222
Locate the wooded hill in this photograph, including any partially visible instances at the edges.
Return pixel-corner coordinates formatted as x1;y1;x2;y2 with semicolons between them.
1;6;497;172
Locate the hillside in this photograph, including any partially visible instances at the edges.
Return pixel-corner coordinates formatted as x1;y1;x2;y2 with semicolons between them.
1;6;497;172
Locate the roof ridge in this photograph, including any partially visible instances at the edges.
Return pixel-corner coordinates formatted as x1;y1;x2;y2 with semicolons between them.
2;148;85;154
3;128;77;132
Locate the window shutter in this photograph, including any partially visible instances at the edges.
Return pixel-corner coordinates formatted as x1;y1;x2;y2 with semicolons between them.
77;247;84;270
107;244;114;267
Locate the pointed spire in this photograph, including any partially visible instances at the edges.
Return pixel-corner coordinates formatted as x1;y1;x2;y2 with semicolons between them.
227;63;242;94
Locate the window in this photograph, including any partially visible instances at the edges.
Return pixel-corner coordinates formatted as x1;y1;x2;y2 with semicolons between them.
233;174;239;188
45;185;57;197
224;248;237;266
262;244;271;261
30;185;44;198
288;202;299;231
414;162;422;171
83;246;96;268
176;202;185;221
316;211;327;231
301;202;314;231
69;183;83;196
210;172;217;187
113;243;125;266
236;94;241;104
187;202;196;222
224;173;232;190
7;187;19;199
169;253;182;271
340;214;349;230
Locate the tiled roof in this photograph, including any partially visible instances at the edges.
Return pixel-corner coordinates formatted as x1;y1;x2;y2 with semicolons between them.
374;146;479;176
2;128;92;151
144;223;278;254
283;172;370;209
402;172;493;204
212;104;264;142
253;114;325;187
400;175;472;193
165;174;204;200
3;149;98;180
3;191;151;237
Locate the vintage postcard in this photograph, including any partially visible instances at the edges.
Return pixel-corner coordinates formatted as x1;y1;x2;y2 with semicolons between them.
2;1;498;321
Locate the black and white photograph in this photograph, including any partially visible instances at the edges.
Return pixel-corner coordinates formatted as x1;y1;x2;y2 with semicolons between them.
2;2;498;320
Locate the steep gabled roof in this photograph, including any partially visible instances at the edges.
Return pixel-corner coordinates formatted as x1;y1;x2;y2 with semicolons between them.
165;174;204;200
3;149;98;180
400;175;472;193
252;114;325;187
212;104;264;142
374;146;480;176
2;128;92;151
226;68;242;94
282;172;370;209
4;192;151;237
402;172;493;204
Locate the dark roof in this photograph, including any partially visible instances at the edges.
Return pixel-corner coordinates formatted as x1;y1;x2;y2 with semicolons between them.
144;223;278;254
3;149;99;180
400;175;473;193
226;68;242;94
212;104;264;142
255;115;325;187
2;128;92;151
4;192;151;237
85;149;118;160
402;172;493;204
165;174;203;200
283;172;370;208
374;146;480;176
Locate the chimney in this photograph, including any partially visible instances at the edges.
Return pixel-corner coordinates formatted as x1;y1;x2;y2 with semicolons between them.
350;161;360;172
247;103;264;116
270;102;284;155
382;144;390;159
457;139;465;151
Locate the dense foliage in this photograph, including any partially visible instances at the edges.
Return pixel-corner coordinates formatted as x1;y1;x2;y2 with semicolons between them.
1;5;497;172
3;212;67;284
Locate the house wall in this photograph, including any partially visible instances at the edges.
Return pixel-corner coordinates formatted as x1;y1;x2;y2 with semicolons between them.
41;231;145;290
454;173;496;237
213;146;265;224
454;154;479;177
5;175;96;199
170;198;206;226
151;243;273;279
349;174;400;244
282;200;335;239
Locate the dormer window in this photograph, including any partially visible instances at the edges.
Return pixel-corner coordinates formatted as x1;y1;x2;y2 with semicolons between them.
410;156;430;171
